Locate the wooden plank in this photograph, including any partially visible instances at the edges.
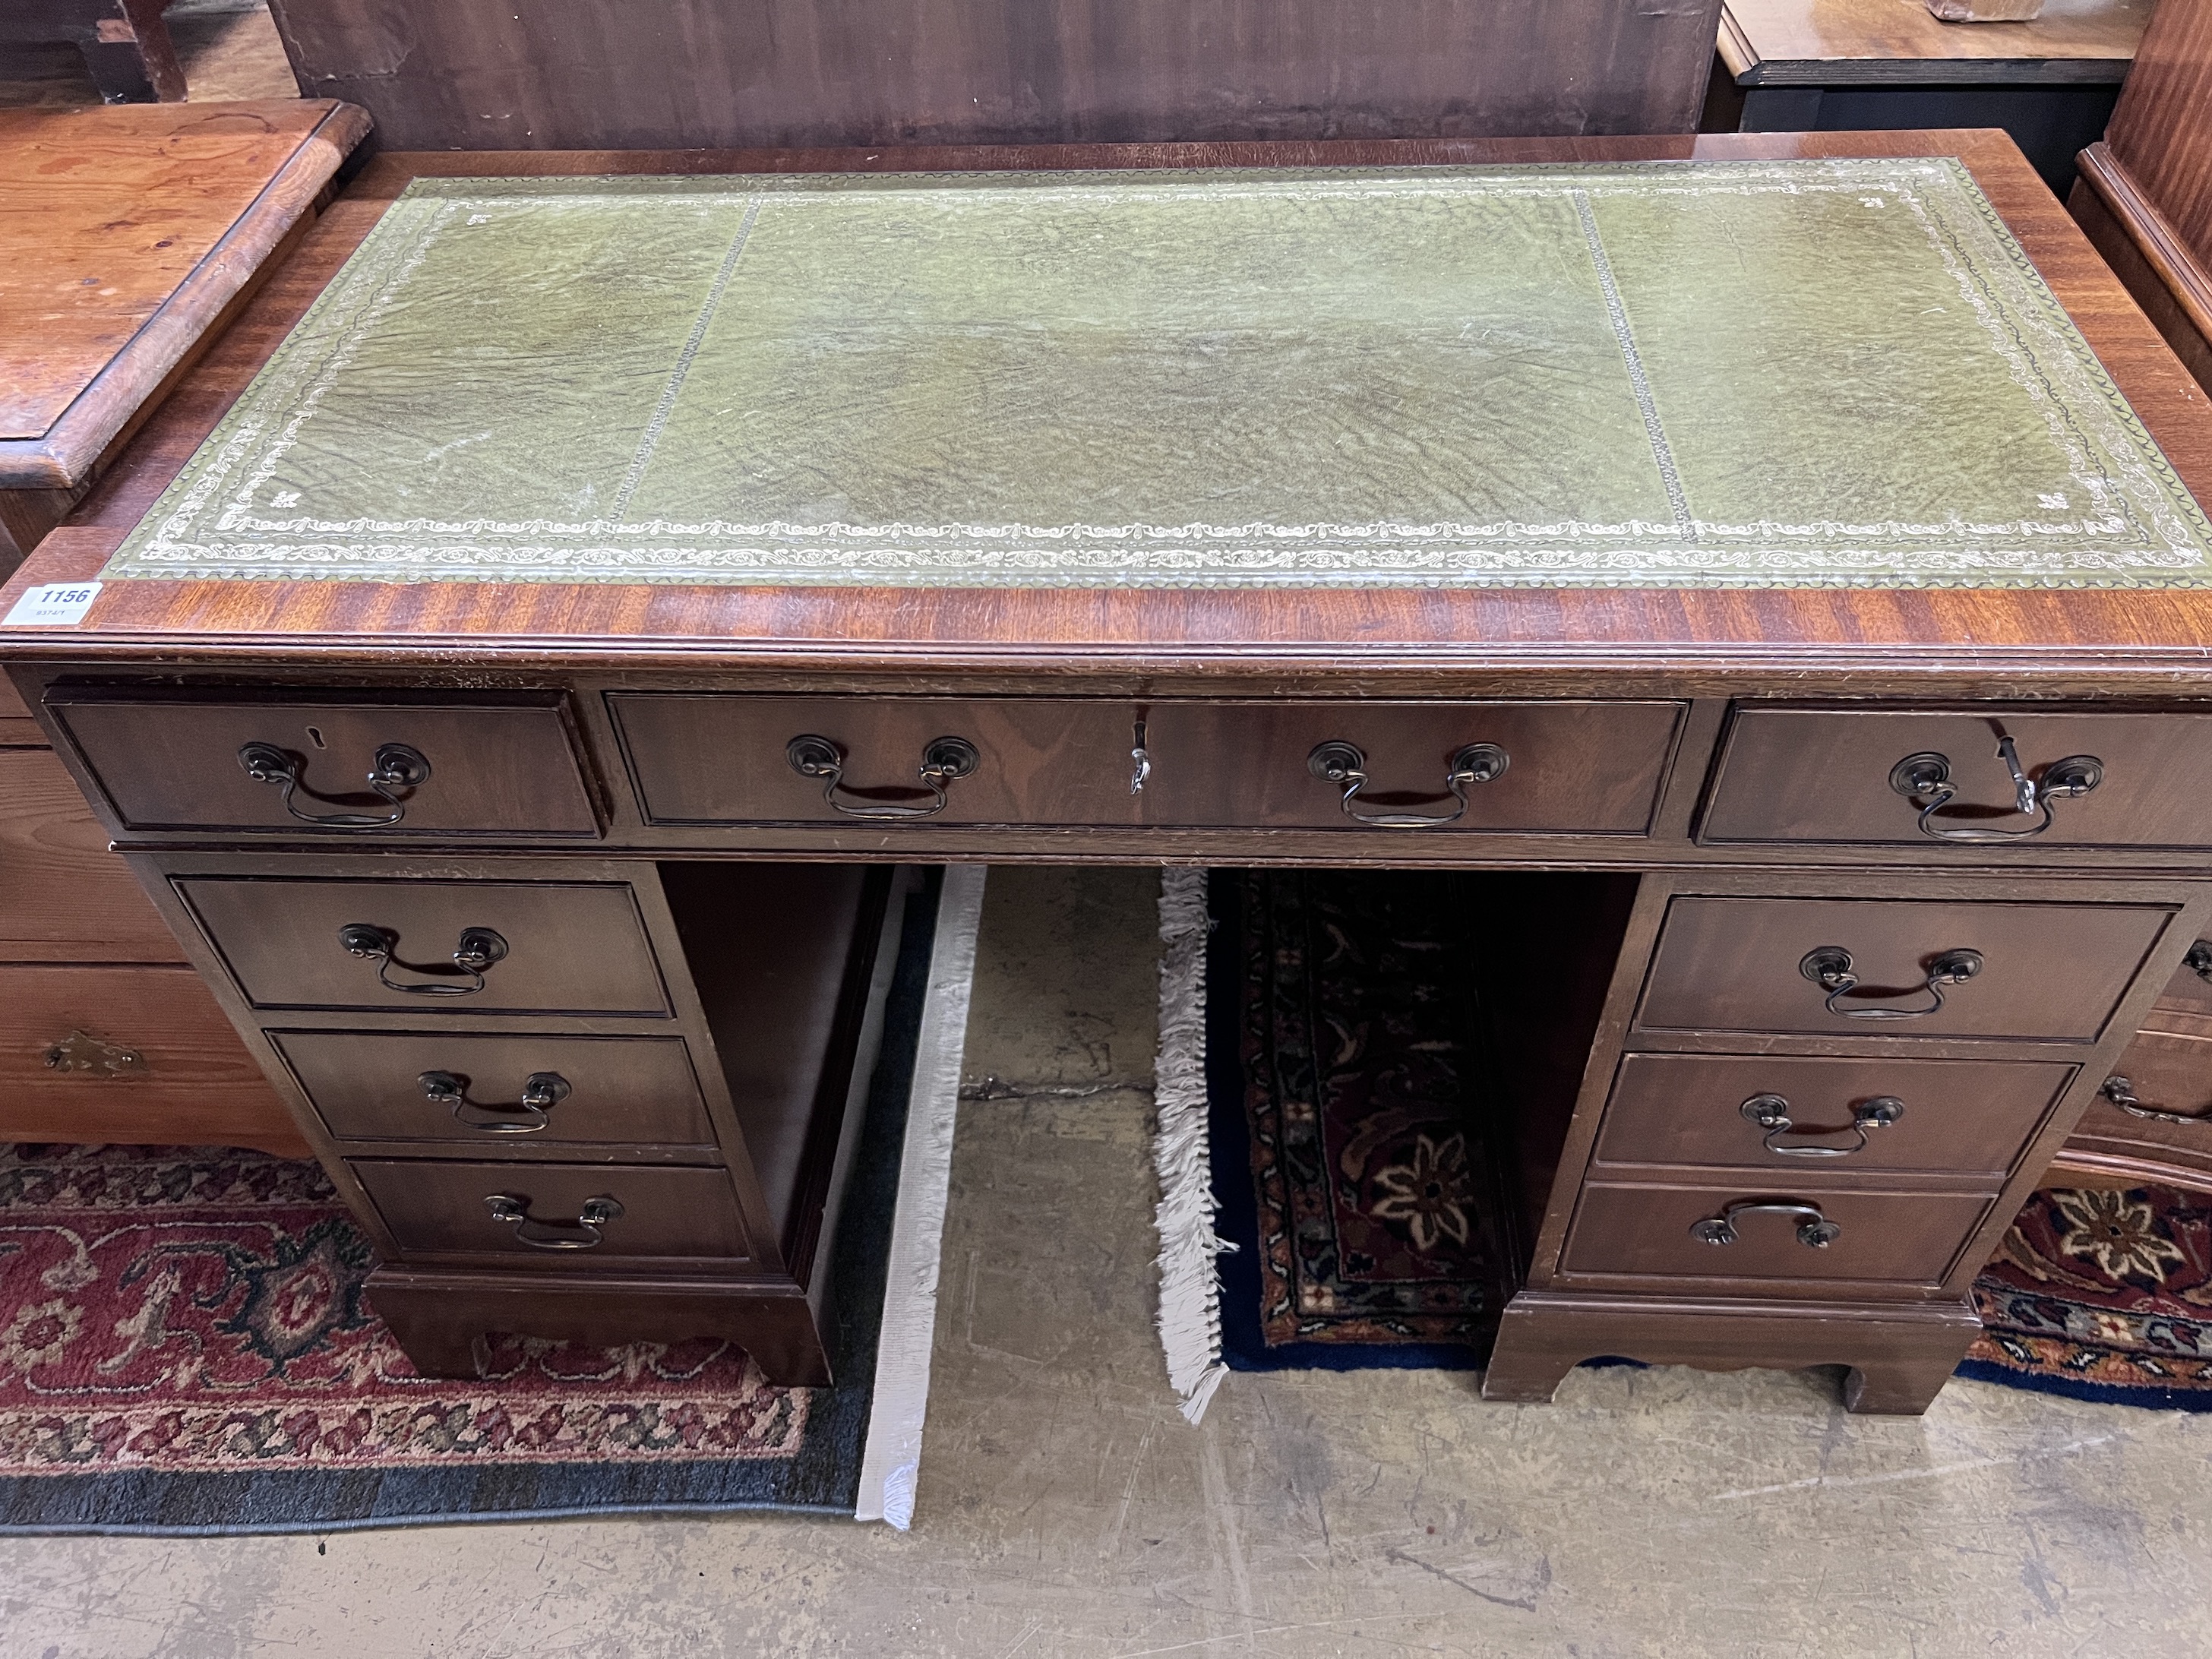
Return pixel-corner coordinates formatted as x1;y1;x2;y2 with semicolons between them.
1724;0;2148;84
0;99;370;486
2103;0;2212;264
7;130;2212;690
264;0;1725;150
0;745;185;963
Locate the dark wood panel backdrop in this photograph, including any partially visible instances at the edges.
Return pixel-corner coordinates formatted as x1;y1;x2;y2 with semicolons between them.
262;0;1727;152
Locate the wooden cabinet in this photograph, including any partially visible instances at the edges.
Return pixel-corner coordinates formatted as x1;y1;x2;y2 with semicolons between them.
0;731;302;1155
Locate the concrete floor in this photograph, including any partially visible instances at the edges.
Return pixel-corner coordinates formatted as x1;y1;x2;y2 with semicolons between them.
5;864;2212;1656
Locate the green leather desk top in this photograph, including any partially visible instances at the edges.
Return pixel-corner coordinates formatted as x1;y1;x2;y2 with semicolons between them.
100;159;2212;590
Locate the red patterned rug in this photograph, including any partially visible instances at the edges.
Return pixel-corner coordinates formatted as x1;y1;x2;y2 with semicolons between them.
0;1142;877;1531
1960;1185;2212;1408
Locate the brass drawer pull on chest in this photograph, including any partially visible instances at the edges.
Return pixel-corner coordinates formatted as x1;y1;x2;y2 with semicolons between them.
237;741;431;829
2099;1074;2212;1127
1691;1200;1842;1250
1888;738;2103;842
337;922;509;996
2185;940;2212;984
483;1192;623;1250
1306;740;1509;829
419;1069;570;1133
1739;1092;1905;1158
785;733;979;819
1800;944;1983;1019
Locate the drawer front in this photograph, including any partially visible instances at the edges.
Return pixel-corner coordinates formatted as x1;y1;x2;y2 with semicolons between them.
176;878;671;1016
271;1031;714;1149
1635;897;2171;1041
2068;1026;2212;1182
1139;701;1683;833
0;962;305;1153
352;1160;748;1262
47;692;599;836
1702;706;2212;848
1594;1054;2077;1179
611;694;1143;827
0;746;184;962
1563;1183;1993;1287
2147;944;2212;1023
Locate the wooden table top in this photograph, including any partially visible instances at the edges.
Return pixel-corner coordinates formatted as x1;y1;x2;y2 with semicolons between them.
0;100;370;491
1720;0;2150;84
6;130;2212;697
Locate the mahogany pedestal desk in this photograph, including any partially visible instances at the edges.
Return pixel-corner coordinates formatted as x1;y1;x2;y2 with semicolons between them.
8;130;2212;1409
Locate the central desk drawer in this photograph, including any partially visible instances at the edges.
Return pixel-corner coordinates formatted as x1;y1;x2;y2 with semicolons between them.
1563;1183;1993;1288
1594;1054;2078;1179
271;1031;714;1148
175;878;672;1016
609;694;1682;833
352;1160;748;1263
47;690;599;837
1635;897;2171;1042
1702;706;2212;849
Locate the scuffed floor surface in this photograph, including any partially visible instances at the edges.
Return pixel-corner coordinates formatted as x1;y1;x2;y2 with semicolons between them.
4;866;2210;1656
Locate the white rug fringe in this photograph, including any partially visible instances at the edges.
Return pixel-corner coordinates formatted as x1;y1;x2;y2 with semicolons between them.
855;865;988;1528
1153;867;1234;1425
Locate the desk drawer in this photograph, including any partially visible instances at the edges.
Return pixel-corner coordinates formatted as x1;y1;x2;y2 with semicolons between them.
176;877;671;1016
1635;897;2169;1041
611;694;1142;827
2068;1026;2212;1183
1594;1054;2076;1179
272;1031;714;1149
1139;701;1681;833
47;690;598;837
1702;706;2212;848
1563;1183;1993;1288
352;1159;748;1263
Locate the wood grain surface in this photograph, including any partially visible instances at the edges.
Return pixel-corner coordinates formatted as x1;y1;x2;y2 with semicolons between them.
0;745;186;962
0;961;307;1156
7;130;2212;690
1722;0;2149;84
0;99;369;487
264;0;1723;152
2104;0;2212;259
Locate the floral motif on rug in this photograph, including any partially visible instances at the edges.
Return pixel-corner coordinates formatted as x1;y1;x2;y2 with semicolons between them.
1965;1185;2212;1403
1234;869;1520;1348
0;1144;810;1477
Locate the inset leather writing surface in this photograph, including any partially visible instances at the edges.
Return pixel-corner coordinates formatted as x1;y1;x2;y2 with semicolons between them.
98;159;2212;591
1139;700;1680;833
270;1031;715;1149
1635;896;2172;1041
1703;706;2212;847
351;1160;749;1264
175;878;672;1016
49;692;599;836
1594;1054;2078;1178
1563;1183;1994;1287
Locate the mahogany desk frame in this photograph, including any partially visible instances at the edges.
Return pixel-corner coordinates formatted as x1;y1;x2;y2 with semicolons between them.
8;129;2212;1413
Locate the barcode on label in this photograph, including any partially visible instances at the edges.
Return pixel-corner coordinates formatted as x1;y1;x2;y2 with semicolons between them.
2;582;103;626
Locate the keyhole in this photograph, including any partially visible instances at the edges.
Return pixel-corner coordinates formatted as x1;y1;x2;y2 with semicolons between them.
305;726;327;749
